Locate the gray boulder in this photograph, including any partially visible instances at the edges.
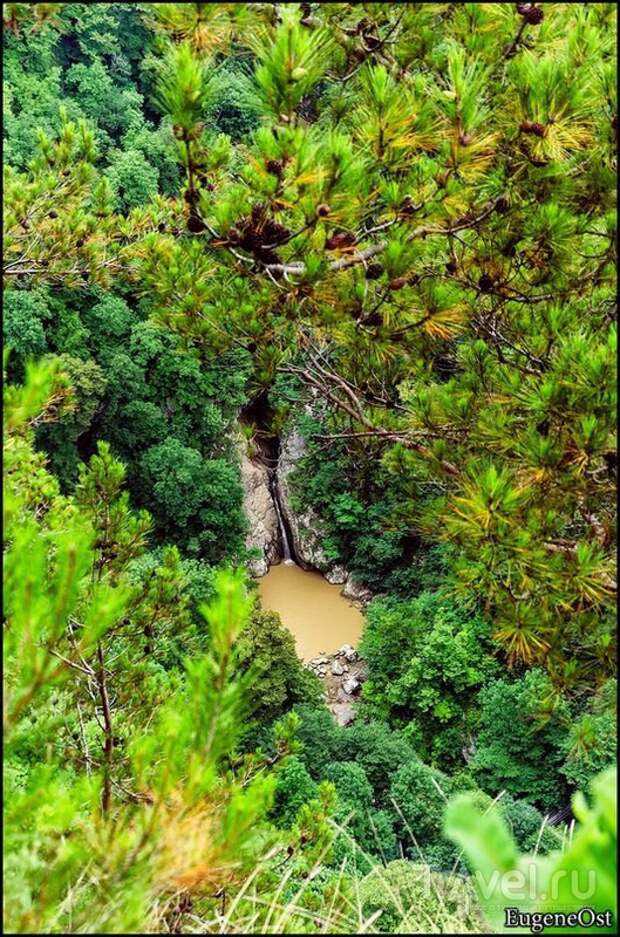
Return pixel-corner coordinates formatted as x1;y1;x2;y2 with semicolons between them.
331;703;356;727
326;565;348;584
338;643;358;662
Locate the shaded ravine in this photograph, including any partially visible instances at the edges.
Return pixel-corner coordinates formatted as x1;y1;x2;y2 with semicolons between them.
237;398;369;659
270;472;294;564
261;454;364;661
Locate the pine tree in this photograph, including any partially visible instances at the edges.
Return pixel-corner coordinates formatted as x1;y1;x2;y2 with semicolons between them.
135;3;616;685
4;2;614;683
3;358;302;932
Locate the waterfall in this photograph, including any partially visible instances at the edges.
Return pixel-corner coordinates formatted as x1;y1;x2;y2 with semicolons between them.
271;474;294;564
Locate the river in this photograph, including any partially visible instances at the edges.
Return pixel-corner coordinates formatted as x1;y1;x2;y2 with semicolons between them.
257;562;364;660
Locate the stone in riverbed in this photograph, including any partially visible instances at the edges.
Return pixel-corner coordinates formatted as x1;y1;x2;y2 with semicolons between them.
342;676;360;696
338;643;358;662
331;702;356;726
331;660;345;676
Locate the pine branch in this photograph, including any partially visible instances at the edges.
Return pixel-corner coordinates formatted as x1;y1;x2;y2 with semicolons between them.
282;358;460;476
262;198;504;276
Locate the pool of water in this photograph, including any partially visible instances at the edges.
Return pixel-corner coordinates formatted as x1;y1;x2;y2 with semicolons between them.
257;562;364;660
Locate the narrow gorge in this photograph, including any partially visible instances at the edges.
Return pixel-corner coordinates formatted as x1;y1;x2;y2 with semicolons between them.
236;402;368;695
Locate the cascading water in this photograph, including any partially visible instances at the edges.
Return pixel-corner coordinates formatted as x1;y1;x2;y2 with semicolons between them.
270;474;294;564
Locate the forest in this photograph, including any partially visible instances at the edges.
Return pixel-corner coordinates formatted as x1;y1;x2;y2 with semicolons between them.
2;3;617;934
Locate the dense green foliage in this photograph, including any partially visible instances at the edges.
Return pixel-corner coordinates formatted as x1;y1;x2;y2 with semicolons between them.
5;281;251;559
446;767;617;934
3;3;616;934
360;591;499;767
237;608;322;733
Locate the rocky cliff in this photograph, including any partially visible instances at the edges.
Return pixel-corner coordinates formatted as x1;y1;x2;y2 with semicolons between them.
235;419;373;605
236;432;280;577
277;424;373;603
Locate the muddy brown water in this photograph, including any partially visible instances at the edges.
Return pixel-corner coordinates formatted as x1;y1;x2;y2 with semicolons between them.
257;562;364;661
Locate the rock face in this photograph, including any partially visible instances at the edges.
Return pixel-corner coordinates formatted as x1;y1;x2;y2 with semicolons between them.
236;413;375;602
236;433;280;577
342;575;373;604
277;427;331;571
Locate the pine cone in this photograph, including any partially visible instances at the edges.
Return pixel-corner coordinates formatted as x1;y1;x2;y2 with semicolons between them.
495;196;510;214
48;210;58;219
399;196;418;216
251;203;266;224
524;5;544;24
520;120;547;137
325;231;357;250
263;219;290;244
445;260;457;274
478;273;494;293
459;132;473;146
365;262;384;280
187;214;206;233
255;247;280;265
362;33;381;51
515;2;533;14
244;230;263;252
266;159;283;176
316;202;331;217
388;276;409;291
